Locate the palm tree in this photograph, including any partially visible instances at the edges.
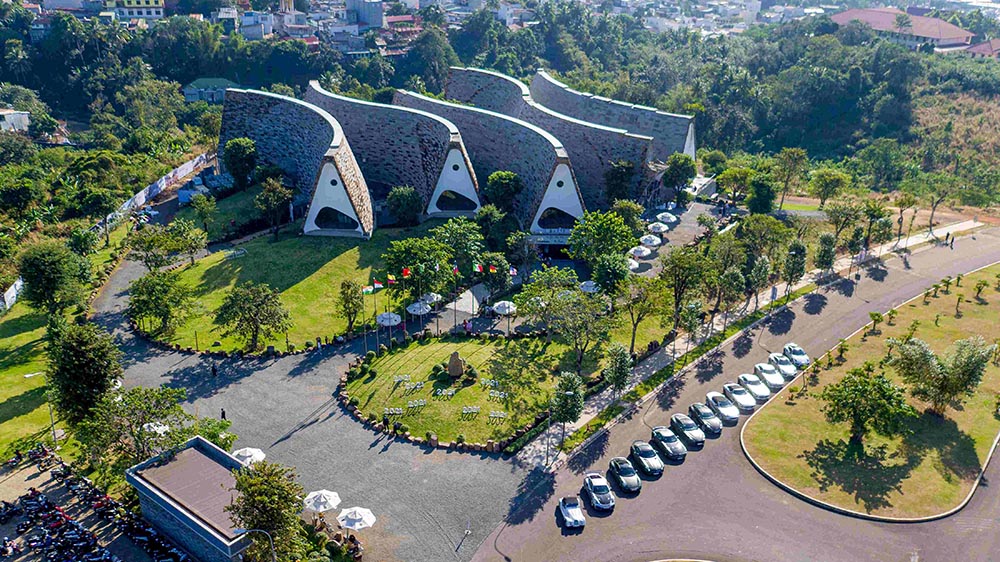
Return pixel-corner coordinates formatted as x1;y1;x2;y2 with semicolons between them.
894;13;913;36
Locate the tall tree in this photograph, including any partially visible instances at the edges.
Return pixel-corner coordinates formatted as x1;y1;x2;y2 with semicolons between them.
887;336;996;416
609;199;645;236
223;137;257;192
568;210;635;269
430;217;484;278
127;271;192;334
505;230;537;281
661;153;696;205
191;193;217;233
214;281;292;351
515;266;579;341
591;253;630;296
17;240;92;315
773;147;808;210
603;343;632;400
128;224;176;271
821;367;915;445
551;372;585;444
476;204;516;252
825;199;863;242
255;177;293;240
745;174;777;214
169;218;207;265
815;232;837;272
809;168;849;208
47;322;122;424
715;166;753;205
550;291;615;374
381;236;453;301
659;246;703;329
619;276;664;355
337;279;364;333
226;462;309;561
782;240;807;295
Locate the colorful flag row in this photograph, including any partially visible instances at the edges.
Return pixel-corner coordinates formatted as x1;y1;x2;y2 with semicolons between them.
364;263;518;293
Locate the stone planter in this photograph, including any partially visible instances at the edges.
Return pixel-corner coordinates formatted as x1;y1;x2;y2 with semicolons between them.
429;436;438;447
448;441;456;450
403;431;411;440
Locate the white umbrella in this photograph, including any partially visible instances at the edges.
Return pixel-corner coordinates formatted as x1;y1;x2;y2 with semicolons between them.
657;212;678;224
232;447;266;466
579;281;600;294
492;301;517;316
627;258;640;271
629;246;652;258
640;234;662;247
303;490;342;513
420;292;443;304
338;506;376;531
406;301;431;316
142;422;169;436
647;222;669;233
376;312;401;327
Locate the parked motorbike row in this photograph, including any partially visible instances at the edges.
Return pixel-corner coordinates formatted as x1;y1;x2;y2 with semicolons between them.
12;489;118;561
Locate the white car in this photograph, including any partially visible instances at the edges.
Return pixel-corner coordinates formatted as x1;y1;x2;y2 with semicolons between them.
583;472;616;511
754;363;785;390
558;496;586;528
722;383;756;412
738;373;771;401
768;353;798;380
706;391;740;423
783;343;811;368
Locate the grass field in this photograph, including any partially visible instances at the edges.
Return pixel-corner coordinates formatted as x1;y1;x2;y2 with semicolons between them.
165;219;445;351
347;337;563;443
174;185;262;241
780;201;821;212
743;265;1000;517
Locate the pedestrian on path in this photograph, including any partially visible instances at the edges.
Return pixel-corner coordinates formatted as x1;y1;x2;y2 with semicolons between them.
211;363;217;378
950;238;955;249
945;232;950;244
220;408;226;420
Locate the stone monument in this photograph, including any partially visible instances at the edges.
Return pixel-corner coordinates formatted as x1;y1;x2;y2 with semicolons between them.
448;351;465;378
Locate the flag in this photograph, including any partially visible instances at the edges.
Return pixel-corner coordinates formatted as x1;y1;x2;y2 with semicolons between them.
387;274;397;285
489;265;497;273
452;264;459;275
373;280;384;290
474;263;483;273
362;285;374;294
434;263;440;272
402;267;411;278
509;266;518;277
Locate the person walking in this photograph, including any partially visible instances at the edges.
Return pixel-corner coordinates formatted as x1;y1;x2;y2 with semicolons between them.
220;408;226;420
211;363;218;378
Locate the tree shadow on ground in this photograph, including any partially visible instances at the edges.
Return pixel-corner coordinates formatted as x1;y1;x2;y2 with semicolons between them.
865;262;888;283
732;330;754;358
902;411;981;483
766;308;795;337
693;348;726;383
0;387;47;426
801;438;923;513
831;278;855;298
504;466;555;525
158;356;258;401
802;293;828;316
655;377;686;411
566;429;609;475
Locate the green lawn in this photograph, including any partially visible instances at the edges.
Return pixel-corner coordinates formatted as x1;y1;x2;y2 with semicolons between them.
347;337;562;443
743;265;1000;517
166;219;445;351
175;185;262;241
780;201;821;212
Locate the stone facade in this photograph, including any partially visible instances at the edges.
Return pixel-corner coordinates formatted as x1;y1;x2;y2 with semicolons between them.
393;90;586;235
218;89;373;237
303;81;480;217
445;67;653;210
137;494;237;562
530;69;696;162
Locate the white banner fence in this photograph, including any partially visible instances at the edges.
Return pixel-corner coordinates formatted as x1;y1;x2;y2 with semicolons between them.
1;152;214;312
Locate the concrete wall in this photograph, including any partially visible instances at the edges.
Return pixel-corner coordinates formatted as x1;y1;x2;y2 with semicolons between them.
138;495;237;562
530;69;696;162
445;67;652;210
303;81;480;218
393;89;585;234
218;89;373;236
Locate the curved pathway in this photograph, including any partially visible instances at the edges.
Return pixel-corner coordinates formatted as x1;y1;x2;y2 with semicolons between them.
472;227;1000;562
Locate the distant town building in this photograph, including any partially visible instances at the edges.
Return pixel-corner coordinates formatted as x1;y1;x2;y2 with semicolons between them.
0;109;30;133
240;10;274;39
966;38;1000;59
103;0;163;19
42;0;83;11
346;0;384;30
211;6;239;32
183;78;241;103
830;8;973;50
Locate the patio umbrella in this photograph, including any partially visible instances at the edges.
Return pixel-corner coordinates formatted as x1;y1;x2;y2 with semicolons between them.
406;301;431;316
142;422;169;436
657;212;678;224
640;234;662;247
303;490;342;513
338;507;376;532
579;281;600;294
492;301;517;316
630;246;652;258
232;447;266;466
420;292;443;304
376;312;401;327
647;222;669;234
627;258;640;271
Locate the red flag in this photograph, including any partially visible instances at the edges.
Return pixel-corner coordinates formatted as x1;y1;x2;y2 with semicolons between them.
489;265;497;273
402;267;411;278
452;264;459;275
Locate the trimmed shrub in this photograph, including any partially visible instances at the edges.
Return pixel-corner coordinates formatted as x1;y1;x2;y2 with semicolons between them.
398;424;409;434
359;364;370;376
304;340;314;349
364;350;376;363
349;396;360;406
456;434;466;444
367;412;377;422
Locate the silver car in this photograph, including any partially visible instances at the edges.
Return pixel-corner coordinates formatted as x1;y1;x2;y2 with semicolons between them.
768;352;798;380
783;343;811;367
706;391;740;423
754;363;785;390
738;373;771;401
670;413;705;447
584;472;616;511
723;383;756;412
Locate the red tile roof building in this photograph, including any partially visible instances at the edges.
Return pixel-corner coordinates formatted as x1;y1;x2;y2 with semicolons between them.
966;38;1000;59
830;7;973;49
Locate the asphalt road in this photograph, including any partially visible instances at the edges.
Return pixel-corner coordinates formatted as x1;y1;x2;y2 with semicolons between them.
472;227;1000;562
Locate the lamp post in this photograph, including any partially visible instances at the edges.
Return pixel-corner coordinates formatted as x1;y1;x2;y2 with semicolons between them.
544;391;575;467
234;528;277;562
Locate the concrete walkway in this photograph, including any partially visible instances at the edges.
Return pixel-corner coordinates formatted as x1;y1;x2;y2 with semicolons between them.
515;219;984;469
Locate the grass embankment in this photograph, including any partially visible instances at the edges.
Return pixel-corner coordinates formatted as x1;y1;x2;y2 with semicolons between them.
0;224;129;456
174;185;262;241
743;265;1000;517
347;337;561;444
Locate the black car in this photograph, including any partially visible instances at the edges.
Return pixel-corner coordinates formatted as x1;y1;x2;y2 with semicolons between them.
669;413;705;447
629;440;664;476
651;426;687;461
609;457;642;493
689;402;722;435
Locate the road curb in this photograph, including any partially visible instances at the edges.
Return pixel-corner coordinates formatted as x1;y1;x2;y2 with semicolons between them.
739;252;1000;524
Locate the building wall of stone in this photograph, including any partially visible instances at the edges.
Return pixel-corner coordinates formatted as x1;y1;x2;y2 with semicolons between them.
217;88;373;235
303;81;479;214
138;495;238;562
393;89;584;231
530;70;696;161
445;67;652;210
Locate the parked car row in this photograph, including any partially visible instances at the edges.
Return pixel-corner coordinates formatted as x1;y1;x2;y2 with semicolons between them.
561;342;811;528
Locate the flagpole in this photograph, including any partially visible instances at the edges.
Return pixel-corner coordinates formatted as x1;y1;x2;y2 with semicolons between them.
401;273;407;337
374;277;380;351
362;281;368;356
453;264;458;336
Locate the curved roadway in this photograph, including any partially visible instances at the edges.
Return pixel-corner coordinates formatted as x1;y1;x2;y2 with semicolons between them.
472;227;1000;562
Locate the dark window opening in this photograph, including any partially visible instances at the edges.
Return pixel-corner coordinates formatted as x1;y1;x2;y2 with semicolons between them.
314;206;359;230
537;207;577;230
435;190;477;212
